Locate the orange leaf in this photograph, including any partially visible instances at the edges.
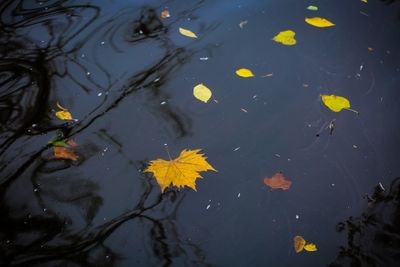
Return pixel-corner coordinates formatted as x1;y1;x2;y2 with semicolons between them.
264;172;292;190
54;146;78;161
294;236;306;253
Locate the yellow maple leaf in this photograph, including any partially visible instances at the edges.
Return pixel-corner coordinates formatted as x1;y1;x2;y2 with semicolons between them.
144;149;217;192
235;68;255;78
272;30;297;46
179;27;198;38
321;94;358;114
305;17;335;28
193;83;212;103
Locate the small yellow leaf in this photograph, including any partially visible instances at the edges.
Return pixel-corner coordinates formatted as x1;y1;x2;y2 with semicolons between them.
272;30;296;46
304;243;318;252
361;0;368;3
235;68;254;78
193;83;212;103
305;17;335;28
321;94;351;112
55;110;73;121
179;27;198;38
144;149;217;192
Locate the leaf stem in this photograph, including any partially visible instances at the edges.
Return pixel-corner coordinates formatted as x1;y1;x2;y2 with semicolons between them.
345;108;359;114
164;144;172;160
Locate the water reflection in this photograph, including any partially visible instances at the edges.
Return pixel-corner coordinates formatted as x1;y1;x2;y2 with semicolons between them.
330;178;400;267
1;0;205;266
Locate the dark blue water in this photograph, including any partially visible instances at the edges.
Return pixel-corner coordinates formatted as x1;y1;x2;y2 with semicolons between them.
1;0;400;266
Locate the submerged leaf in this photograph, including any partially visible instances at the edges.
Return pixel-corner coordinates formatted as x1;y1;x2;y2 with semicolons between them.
193;83;212;103
179;27;198;38
305;17;335;28
144;149;217;192
294;236;306;253
272;30;296;46
264;172;292;190
235;68;254;78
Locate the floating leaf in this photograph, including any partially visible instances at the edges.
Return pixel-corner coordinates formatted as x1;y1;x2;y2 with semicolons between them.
235;68;254;78
304;243;318;252
54;146;78;161
321;94;358;113
239;20;248;28
307;5;318;11
294;236;306;253
179;27;198;38
144;149;217;192
193;83;212;103
264;172;292;190
160;10;170;18
48;135;69;148
361;0;368;3
55;110;73;121
305;17;335;28
294;236;318;253
272;30;296;46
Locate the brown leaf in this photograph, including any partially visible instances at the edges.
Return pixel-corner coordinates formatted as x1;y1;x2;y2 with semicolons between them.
293;236;306;253
54;146;78;161
264;172;292;190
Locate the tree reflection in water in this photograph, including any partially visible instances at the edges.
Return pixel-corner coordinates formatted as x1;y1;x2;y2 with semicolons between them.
330;177;400;267
0;1;210;266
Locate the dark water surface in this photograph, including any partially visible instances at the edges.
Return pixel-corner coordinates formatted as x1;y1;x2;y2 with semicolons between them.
1;0;400;266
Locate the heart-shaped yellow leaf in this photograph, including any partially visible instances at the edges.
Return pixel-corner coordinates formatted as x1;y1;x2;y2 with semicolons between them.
304;243;318;252
272;30;297;46
179;27;198;38
321;94;353;113
235;68;254;78
193;83;212;103
305;17;335;28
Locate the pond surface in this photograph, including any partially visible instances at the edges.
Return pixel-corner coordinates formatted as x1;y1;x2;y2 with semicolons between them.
1;0;400;266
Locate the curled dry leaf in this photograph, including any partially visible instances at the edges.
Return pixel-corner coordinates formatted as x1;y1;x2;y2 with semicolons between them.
304;243;318;252
305;17;335;28
179;27;198;38
272;30;296;46
55;102;74;121
235;68;254;78
294;236;306;253
264;172;292;190
144;149;217;192
193;83;212;103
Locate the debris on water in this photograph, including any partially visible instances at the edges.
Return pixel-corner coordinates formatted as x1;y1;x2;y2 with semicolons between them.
360;11;369;16
98;92;102;96
379;182;385;191
368;47;373;51
86;71;91;76
101;41;105;45
33;188;39;192
81;54;85;58
295;214;299;219
233;147;240;151
160;101;167;105
275;154;281;158
200;57;209;61
303;84;309;87
331;183;335;187
237;193;241;198
239;20;248;28
206;204;211;210
153;77;160;83
353;145;358;149
241;108;248;113
253;95;257;99
360;64;364;71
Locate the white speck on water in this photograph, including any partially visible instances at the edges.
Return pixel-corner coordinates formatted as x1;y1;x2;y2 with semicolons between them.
106;255;110;259
200;57;209;61
253;95;258;99
86;72;91;76
160;101;167;105
139;30;143;34
98;92;102;96
360;65;363;71
233;147;240;151
353;145;358;149
33;188;39;192
101;41;105;45
206;204;211;210
331;183;335;187
237;193;241;198
154;77;160;82
32;124;37;127
103;147;108;152
43;208;47;212
275;154;281;158
81;54;85;58
295;214;299;219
